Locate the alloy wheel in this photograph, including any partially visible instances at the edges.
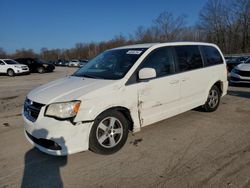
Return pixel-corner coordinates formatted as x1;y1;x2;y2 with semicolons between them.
96;117;123;148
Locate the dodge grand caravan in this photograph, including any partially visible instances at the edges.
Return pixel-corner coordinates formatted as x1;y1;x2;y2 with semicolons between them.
23;42;228;155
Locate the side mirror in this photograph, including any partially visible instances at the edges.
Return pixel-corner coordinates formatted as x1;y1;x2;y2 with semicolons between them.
138;68;156;80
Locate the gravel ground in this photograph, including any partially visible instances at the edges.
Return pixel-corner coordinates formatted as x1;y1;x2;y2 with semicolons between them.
0;67;250;188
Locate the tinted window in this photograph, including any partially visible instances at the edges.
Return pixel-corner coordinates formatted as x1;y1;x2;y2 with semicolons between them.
15;59;25;64
245;58;250;64
0;61;4;65
140;47;175;77
5;60;18;64
202;46;223;66
175;45;203;72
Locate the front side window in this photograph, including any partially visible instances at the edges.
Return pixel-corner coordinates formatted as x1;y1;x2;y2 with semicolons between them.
4;60;19;65
139;47;175;77
202;46;223;66
37;59;47;64
73;48;147;80
175;45;203;72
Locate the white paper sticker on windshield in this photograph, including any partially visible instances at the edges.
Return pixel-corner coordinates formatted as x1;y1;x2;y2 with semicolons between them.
126;50;142;55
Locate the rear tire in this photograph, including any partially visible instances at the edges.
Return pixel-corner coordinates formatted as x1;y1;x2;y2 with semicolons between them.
7;69;15;77
89;110;129;155
202;85;221;112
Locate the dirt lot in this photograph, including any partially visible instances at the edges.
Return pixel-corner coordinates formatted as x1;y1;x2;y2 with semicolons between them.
0;67;250;188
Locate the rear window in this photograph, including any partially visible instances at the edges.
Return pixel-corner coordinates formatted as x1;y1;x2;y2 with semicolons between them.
201;46;223;66
175;45;203;72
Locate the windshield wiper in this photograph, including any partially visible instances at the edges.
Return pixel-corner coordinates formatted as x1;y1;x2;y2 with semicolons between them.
83;74;103;79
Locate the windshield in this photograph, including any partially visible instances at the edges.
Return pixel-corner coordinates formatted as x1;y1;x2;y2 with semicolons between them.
5;60;19;65
37;59;48;64
73;48;147;80
245;58;250;64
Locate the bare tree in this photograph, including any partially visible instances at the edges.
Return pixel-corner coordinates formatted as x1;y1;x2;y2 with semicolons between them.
199;0;230;51
198;0;250;53
0;48;7;58
11;48;37;59
40;48;49;60
153;11;186;42
2;3;250;60
233;0;250;52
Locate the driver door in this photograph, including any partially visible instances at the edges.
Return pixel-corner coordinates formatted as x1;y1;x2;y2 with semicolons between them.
137;47;181;127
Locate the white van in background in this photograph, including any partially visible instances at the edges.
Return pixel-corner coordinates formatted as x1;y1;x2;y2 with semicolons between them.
22;42;228;155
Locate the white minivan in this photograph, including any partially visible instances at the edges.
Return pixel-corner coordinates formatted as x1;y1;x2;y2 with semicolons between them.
23;42;228;155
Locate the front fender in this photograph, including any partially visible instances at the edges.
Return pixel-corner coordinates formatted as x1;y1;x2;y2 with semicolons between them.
74;90;141;132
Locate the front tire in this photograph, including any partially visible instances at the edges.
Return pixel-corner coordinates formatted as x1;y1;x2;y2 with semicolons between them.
37;67;45;73
202;85;221;112
89;110;129;155
7;69;15;77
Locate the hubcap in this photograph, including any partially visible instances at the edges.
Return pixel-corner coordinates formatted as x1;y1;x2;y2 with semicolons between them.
8;70;13;76
38;68;43;73
96;117;123;148
208;89;219;108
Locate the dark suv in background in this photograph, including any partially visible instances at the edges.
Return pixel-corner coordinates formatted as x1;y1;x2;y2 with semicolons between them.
15;58;55;73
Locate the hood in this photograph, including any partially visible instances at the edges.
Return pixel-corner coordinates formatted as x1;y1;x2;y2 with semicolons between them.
236;63;250;71
27;76;117;104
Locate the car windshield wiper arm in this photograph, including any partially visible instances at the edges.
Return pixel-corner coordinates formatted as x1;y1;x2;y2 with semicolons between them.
83;74;103;79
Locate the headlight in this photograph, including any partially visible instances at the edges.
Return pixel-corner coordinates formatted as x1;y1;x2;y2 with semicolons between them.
45;101;81;119
43;64;49;67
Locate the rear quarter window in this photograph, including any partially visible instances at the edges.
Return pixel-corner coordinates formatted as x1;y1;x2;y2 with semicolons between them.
201;46;223;66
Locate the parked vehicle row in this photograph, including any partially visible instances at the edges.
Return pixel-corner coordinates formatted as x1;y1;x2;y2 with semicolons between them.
54;59;88;67
225;55;250;72
15;58;55;73
0;59;29;76
0;58;55;76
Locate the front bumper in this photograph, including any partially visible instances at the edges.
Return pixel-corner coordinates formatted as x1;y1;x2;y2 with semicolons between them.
15;69;29;74
23;111;93;156
230;72;250;83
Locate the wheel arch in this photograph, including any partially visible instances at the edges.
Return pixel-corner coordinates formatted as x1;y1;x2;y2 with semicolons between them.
204;80;224;105
213;80;223;96
95;106;134;132
7;68;14;72
7;68;15;74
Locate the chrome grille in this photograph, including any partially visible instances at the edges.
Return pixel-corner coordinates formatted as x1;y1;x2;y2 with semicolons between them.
24;98;45;122
22;66;28;70
237;70;250;77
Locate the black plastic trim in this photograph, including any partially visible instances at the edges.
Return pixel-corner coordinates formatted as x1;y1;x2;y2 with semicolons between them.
26;131;62;151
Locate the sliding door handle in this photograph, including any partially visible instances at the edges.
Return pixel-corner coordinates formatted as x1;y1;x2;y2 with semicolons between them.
170;80;179;84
